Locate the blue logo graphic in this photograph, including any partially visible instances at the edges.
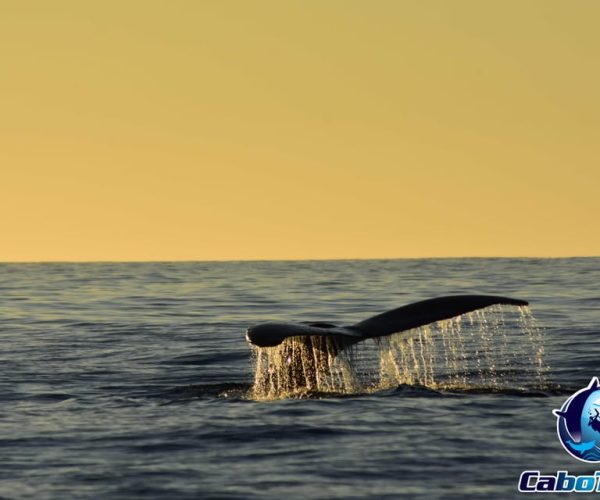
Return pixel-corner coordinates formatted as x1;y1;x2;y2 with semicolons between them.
554;377;600;463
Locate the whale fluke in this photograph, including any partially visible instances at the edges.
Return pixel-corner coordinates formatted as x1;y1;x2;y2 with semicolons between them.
352;295;528;339
245;321;361;348
245;294;528;348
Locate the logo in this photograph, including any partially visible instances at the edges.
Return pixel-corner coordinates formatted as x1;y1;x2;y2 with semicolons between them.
516;378;600;492
519;471;600;493
554;377;600;463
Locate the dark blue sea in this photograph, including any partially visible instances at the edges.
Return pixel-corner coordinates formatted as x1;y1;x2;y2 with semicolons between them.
1;258;599;499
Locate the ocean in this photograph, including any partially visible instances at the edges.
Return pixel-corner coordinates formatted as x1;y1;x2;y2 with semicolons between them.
1;258;599;499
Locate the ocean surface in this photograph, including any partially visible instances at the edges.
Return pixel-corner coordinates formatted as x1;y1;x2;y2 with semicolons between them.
1;258;599;499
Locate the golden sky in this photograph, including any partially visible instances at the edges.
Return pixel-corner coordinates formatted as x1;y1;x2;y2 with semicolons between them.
1;1;599;261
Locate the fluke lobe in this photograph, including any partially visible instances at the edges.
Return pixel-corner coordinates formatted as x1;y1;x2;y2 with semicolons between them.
245;295;528;348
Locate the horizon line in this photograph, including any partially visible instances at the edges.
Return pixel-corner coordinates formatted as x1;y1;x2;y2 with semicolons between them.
1;255;599;264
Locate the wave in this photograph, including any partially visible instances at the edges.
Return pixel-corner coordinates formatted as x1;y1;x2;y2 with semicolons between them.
150;381;569;403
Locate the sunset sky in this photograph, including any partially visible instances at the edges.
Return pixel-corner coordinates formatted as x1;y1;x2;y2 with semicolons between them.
2;1;599;261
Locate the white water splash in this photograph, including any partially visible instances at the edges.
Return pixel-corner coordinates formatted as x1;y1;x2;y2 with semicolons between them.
251;305;546;399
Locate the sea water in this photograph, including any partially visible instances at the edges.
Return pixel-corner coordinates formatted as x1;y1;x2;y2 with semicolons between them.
0;258;598;498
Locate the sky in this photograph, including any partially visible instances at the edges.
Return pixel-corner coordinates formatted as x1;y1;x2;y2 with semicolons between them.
1;1;599;261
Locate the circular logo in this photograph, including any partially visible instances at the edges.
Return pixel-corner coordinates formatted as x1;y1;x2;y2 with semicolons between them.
554;377;600;463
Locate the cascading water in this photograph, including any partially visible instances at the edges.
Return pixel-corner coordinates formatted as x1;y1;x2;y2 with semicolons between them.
250;305;546;400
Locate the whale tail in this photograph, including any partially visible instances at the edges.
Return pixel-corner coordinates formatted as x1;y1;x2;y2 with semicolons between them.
248;295;530;395
351;295;528;339
246;295;528;348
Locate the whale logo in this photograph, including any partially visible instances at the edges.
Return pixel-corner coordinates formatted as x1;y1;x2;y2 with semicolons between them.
554;377;600;463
